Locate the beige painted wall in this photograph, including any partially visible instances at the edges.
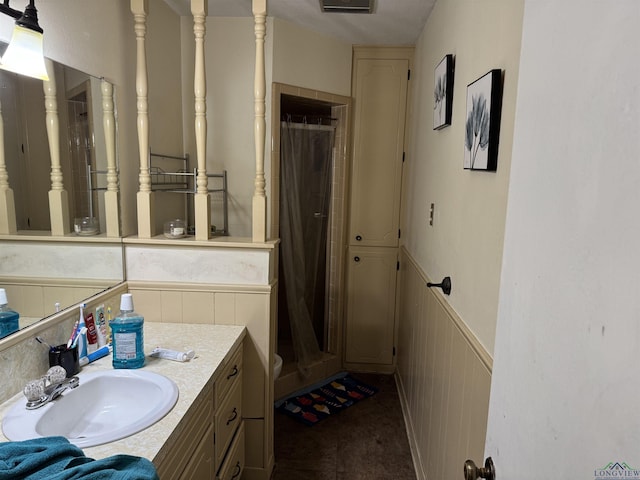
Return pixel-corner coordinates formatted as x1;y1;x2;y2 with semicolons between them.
271;17;352;98
178;15;351;238
401;0;525;354
146;1;183;156
180;17;273;238
145;0;186;231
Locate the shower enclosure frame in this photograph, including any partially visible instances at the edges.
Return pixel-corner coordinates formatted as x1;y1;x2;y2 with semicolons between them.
270;82;352;382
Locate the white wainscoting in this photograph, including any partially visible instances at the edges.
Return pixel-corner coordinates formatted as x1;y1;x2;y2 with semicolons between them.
396;247;492;480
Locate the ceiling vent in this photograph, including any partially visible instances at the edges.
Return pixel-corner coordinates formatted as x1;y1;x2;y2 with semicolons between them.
320;0;374;14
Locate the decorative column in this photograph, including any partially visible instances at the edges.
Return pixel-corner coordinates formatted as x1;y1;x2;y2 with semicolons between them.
102;79;120;237
43;58;71;236
252;0;267;243
192;0;210;241
132;0;154;238
0;98;17;234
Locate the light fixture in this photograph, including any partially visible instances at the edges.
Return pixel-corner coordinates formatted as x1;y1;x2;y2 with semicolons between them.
0;0;48;81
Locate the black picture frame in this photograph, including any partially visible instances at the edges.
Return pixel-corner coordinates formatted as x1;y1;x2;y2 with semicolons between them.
463;69;503;171
433;54;454;130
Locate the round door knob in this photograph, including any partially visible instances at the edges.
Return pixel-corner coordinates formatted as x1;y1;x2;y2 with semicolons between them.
354;256;360;262
464;458;495;480
355;235;362;241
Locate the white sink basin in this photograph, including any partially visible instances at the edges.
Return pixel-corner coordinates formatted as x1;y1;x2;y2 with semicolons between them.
2;370;179;448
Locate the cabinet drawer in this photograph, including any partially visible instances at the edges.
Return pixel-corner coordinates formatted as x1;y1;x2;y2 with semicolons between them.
215;370;243;469
216;345;243;407
217;422;245;480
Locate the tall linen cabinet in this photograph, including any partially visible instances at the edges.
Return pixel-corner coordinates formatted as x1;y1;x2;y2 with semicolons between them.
344;47;413;373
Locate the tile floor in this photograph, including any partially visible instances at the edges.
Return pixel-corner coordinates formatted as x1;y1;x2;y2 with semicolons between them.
272;373;417;480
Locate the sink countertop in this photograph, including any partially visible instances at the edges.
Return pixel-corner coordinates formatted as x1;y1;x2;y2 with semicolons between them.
0;322;246;462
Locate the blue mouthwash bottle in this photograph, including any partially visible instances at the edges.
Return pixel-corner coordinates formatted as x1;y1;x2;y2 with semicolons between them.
0;289;19;340
111;293;145;369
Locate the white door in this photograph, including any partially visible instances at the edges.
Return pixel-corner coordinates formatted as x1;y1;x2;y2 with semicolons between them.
483;3;640;479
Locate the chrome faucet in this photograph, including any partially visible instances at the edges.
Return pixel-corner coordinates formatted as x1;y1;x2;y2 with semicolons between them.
22;366;80;410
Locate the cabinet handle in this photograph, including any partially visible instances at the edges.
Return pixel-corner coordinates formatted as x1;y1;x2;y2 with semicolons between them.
231;461;242;479
226;365;238;380
355;235;362;241
354;256;360;262
226;407;238;425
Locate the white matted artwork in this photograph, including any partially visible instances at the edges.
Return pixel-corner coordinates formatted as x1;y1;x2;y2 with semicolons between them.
433;54;453;130
464;69;503;171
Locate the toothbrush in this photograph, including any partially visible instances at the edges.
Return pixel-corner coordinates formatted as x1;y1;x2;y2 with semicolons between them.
66;319;79;348
71;327;87;348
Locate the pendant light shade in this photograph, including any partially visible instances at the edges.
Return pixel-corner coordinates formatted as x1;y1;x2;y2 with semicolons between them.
1;24;48;81
0;0;48;81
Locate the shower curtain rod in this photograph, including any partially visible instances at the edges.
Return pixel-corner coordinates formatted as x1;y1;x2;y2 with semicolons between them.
283;113;338;124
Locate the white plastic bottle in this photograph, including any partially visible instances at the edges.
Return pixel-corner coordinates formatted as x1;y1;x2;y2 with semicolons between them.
0;289;19;340
111;294;145;369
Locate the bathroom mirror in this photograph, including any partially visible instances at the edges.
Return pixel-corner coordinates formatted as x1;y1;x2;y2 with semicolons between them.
0;48;124;337
0;56;113;231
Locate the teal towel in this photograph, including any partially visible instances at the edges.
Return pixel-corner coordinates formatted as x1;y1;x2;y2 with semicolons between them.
0;436;159;480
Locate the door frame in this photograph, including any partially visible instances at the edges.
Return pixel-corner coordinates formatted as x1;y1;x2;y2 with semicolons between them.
270;82;352;357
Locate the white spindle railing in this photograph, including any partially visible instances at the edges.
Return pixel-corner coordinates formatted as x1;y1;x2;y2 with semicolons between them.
252;0;267;243
192;0;211;240
132;0;154;238
102;79;120;237
43;58;70;235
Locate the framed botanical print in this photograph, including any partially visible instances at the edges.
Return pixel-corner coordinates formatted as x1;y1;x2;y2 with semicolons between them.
463;69;503;171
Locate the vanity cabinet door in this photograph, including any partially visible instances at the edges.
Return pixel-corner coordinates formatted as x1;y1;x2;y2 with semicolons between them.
217;422;245;480
179;424;215;480
155;380;213;479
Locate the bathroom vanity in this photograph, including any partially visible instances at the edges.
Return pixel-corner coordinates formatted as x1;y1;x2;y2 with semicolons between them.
0;323;246;480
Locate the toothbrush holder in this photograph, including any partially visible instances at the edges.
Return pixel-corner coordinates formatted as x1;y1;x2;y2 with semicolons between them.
49;344;80;378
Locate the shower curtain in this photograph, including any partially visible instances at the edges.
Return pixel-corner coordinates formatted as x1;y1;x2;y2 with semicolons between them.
280;120;336;376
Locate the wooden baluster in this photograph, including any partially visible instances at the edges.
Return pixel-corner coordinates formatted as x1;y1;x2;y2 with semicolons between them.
43;58;71;235
132;0;154;238
192;0;210;240
102;79;120;237
252;0;267;243
0;97;17;234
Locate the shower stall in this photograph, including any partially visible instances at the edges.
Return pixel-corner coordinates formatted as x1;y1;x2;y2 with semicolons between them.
274;88;351;391
279;117;335;373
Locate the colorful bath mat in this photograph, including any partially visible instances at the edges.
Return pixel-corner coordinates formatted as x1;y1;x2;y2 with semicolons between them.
275;372;378;426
